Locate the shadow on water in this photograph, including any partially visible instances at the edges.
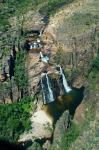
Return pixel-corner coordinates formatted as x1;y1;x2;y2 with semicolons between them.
0;139;35;150
43;86;85;123
0;140;24;150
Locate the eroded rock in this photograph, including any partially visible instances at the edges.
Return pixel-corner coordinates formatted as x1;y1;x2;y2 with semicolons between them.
51;111;69;150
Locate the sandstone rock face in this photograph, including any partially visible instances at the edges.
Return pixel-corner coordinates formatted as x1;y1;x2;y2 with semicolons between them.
69;85;99;150
11;78;19;102
45;10;99;88
73;102;85;125
0;80;11;103
0;78;19;104
19;109;53;142
26;53;46;96
51;111;69;150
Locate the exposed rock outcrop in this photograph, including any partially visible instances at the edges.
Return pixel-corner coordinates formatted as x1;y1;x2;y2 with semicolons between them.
51;111;70;150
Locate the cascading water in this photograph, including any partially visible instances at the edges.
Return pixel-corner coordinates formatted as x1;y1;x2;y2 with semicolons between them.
41;73;55;104
59;66;72;93
45;73;55;103
40;52;49;63
41;78;46;104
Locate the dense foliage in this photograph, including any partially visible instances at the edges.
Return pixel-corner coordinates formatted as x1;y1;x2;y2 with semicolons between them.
0;96;33;142
92;55;99;71
14;50;28;94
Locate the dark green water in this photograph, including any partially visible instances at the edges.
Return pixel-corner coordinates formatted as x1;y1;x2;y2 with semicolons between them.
42;86;85;123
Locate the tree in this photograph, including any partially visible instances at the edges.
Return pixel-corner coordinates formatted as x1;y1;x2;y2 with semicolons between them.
14;50;28;98
0;96;33;142
92;55;99;71
55;46;66;66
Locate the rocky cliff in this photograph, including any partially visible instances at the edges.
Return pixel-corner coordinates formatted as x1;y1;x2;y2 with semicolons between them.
0;0;99;150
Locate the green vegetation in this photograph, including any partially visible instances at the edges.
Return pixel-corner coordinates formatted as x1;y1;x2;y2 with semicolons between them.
88;55;99;91
0;14;10;31
26;141;42;150
0;96;33;142
89;55;99;79
0;0;74;31
61;123;80;150
14;50;28;94
51;123;80;150
92;55;99;71
39;0;74;17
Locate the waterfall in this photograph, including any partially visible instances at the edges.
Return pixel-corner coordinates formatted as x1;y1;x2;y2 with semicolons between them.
40;52;49;63
30;44;33;50
39;30;42;37
41;78;46;104
59;66;71;93
45;73;55;103
41;73;55;104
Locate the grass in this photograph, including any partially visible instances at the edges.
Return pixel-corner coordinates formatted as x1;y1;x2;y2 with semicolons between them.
39;0;74;17
51;123;80;150
57;0;99;38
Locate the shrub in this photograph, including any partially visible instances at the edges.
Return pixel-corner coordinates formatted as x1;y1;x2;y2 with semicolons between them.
92;55;99;71
61;123;80;150
55;46;66;66
14;50;28;95
0;96;34;142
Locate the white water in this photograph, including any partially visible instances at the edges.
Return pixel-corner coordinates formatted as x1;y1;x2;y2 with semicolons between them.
41;78;46;104
40;52;49;63
59;66;72;93
39;30;42;37
45;73;55;103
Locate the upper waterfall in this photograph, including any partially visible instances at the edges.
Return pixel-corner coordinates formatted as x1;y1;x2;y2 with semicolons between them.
58;66;72;93
40;52;49;63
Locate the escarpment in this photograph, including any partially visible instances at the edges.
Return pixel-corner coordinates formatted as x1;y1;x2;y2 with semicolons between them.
0;1;99;150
